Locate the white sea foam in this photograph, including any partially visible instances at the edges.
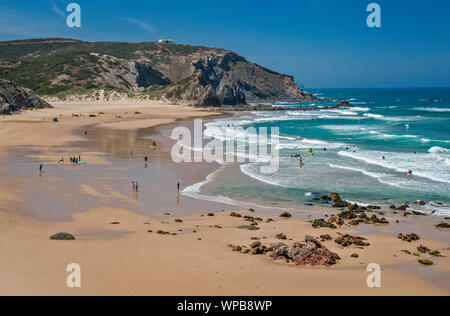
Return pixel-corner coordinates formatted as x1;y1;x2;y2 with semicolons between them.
181;169;239;205
338;149;450;184
328;164;405;188
414;107;450;113
428;146;450;153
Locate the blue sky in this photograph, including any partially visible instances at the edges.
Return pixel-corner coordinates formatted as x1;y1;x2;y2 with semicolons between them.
0;0;449;88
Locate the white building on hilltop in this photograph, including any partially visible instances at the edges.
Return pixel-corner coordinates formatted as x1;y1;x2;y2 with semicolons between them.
158;39;174;44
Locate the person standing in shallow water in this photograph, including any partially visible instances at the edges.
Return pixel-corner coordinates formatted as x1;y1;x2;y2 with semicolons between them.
39;163;43;172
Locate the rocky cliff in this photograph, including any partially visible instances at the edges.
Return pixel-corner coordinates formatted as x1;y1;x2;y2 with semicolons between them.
0;79;51;114
0;38;313;106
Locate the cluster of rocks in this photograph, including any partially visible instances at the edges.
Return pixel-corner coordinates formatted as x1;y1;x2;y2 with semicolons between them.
397;233;420;242
229;236;341;266
436;222;450;229
311;193;388;229
213;101;352;112
335;234;370;247
236;214;264;231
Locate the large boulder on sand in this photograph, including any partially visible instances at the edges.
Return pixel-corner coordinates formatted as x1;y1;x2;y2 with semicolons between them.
50;232;76;240
270;236;340;266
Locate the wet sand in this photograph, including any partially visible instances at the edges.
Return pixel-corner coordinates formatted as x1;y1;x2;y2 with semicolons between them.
0;101;449;296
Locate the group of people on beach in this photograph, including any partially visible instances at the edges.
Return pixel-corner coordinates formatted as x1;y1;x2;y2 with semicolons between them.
57;155;82;164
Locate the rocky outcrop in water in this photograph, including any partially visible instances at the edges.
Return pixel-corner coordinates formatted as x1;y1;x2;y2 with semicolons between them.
0;79;51;114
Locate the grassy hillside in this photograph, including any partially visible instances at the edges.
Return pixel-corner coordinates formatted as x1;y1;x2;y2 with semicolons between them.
0;38;309;105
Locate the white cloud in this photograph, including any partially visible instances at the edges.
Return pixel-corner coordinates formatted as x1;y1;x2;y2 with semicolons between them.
49;0;65;18
121;18;158;36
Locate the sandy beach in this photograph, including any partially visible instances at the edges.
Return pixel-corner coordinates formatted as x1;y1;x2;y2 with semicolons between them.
0;101;449;296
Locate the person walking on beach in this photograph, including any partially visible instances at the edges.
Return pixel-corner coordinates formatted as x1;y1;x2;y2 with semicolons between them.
39;163;43;172
177;182;181;192
135;182;139;192
58;157;64;164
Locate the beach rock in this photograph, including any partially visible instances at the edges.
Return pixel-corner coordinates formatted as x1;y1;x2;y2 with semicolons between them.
50;233;75;240
250;241;262;249
396;204;409;211
335;235;370;247
332;199;349;208
330;192;341;200
292;236;341;266
269;243;289;257
175;219;183;223
230;245;242;252
370;215;389;224
238;225;260;231
157;230;171;235
338;210;358;220
397;233;420;242
417;200;427;206
351;253;359;258
276;233;287;240
312;219;337;229
436;222;450;229
320;234;332;241
417;245;430;254
279;212;292;218
110;222;120;225
270;237;340;266
207;213;215;217
418;259;433;266
429;251;442;257
251;246;266;255
321;195;332;201
230;212;242;218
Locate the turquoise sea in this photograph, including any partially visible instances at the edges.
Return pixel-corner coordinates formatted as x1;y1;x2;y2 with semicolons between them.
183;88;450;216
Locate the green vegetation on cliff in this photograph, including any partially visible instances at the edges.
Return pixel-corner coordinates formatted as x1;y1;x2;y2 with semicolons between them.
0;38;310;105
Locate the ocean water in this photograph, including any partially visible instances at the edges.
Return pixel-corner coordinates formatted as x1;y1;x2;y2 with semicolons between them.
183;88;450;216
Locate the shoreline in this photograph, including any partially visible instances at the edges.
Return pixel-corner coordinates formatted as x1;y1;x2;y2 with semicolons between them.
0;101;449;296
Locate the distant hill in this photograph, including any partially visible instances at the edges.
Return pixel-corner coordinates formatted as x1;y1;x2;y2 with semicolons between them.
0;38;313;106
0;78;51;114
